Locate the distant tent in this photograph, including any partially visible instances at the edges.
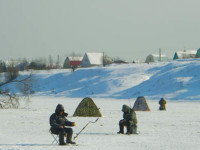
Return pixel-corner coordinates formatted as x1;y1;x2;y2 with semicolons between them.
73;97;102;117
133;96;150;111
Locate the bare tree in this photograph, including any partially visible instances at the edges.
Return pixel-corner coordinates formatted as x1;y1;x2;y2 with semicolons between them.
0;68;34;109
18;58;29;71
48;55;54;69
103;54;113;66
56;55;61;69
6;65;19;81
0;61;7;73
29;58;47;70
0;89;19;109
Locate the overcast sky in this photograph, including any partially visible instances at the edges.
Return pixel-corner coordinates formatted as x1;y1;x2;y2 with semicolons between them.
0;0;200;61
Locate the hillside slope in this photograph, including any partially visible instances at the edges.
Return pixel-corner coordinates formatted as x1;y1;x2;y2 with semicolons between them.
3;59;200;100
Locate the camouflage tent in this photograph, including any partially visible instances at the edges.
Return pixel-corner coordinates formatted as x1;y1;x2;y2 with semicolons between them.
133;96;150;111
73;97;102;117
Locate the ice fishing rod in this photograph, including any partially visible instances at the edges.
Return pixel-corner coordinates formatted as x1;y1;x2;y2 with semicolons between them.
128;95;132;108
73;117;99;140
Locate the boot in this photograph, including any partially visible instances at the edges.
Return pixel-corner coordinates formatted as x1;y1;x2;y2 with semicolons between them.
117;128;124;134
117;131;124;134
66;131;76;145
59;132;66;145
118;123;124;134
132;125;137;134
126;125;132;134
67;141;76;145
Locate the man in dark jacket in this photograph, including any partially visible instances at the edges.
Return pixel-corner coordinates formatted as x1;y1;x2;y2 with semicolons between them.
50;104;76;145
159;98;167;110
118;105;137;134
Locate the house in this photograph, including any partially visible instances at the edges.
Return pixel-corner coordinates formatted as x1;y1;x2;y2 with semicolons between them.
195;48;200;58
145;54;169;63
81;52;103;67
173;50;197;60
63;57;83;68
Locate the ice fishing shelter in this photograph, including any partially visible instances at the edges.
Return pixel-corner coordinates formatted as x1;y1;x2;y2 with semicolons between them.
173;50;197;60
81;52;103;67
133;96;150;111
73;97;102;117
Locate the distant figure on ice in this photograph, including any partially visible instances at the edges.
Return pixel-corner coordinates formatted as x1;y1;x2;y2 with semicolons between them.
117;105;137;134
49;104;76;145
159;98;167;110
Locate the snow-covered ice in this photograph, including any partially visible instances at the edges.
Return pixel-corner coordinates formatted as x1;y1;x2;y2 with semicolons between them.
0;97;200;150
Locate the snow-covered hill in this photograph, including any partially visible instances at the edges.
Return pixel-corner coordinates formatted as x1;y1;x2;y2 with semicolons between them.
3;59;200;100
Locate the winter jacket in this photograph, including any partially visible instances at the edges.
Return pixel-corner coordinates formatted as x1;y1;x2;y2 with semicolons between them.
50;104;73;132
159;98;166;110
122;105;137;126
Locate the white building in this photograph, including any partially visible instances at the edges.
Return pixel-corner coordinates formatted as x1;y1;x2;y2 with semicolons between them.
173;50;197;60
145;54;169;63
81;52;103;67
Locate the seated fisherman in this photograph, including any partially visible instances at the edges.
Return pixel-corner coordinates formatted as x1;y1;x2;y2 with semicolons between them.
159;98;167;110
49;104;76;145
118;104;137;134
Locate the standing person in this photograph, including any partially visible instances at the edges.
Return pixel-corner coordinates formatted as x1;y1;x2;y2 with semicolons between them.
117;104;137;134
50;104;76;145
159;98;167;110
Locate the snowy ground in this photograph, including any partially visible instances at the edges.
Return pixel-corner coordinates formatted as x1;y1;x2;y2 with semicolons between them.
0;96;200;150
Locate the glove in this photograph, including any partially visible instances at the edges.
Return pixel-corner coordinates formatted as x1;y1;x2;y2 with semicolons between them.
63;112;68;117
72;122;76;126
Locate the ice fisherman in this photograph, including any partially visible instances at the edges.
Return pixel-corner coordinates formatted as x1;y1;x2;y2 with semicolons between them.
159;98;166;110
49;104;76;145
118;104;137;134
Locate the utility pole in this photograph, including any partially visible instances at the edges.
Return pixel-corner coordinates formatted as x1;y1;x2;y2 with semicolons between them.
159;48;161;61
103;52;105;67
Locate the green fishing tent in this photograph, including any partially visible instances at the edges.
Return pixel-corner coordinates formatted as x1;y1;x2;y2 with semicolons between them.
73;97;102;117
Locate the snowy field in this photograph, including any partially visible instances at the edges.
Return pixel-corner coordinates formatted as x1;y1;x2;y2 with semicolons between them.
0;96;200;150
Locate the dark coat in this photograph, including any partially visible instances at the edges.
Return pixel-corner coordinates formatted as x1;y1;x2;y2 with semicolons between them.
122;105;137;126
50;104;73;134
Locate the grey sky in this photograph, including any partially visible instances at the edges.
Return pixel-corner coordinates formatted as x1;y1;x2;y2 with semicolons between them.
0;0;200;62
